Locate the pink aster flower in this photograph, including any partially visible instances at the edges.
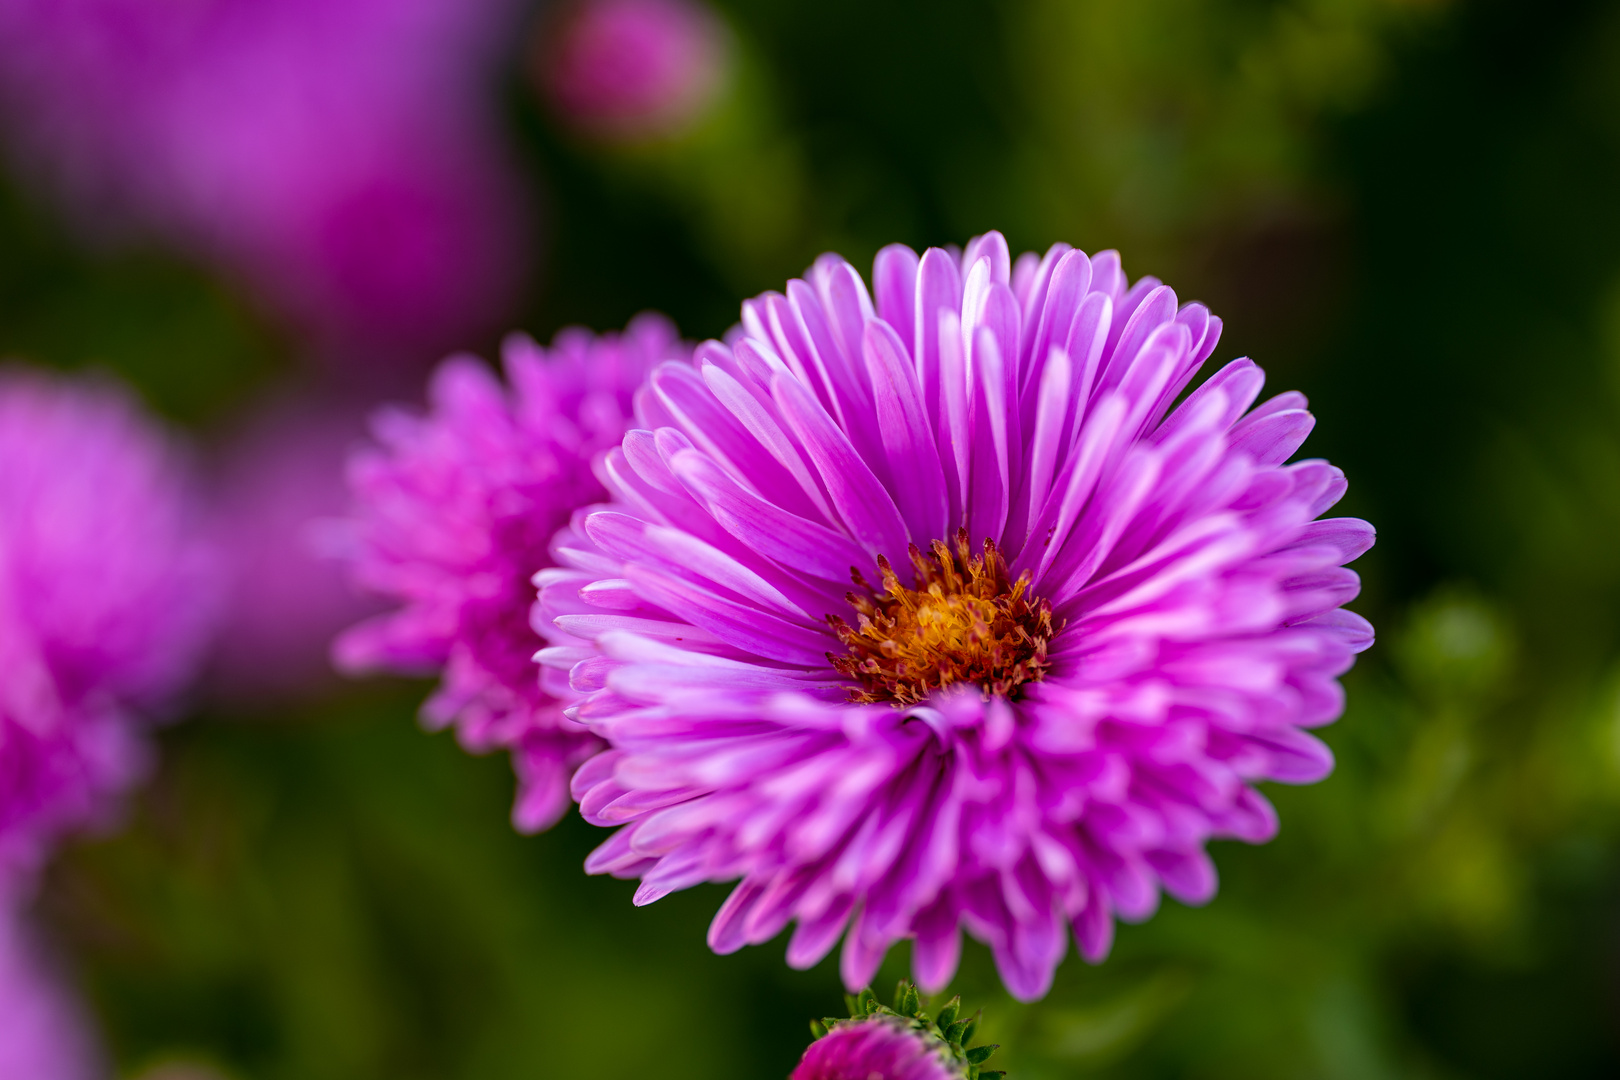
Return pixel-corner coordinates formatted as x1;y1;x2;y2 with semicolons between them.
0;370;218;894
794;984;1000;1080
333;315;688;832
794;1020;960;1080
0;0;532;362
536;0;729;141
540;232;1375;1000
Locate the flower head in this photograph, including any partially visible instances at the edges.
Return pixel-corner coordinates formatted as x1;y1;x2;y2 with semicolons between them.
334;315;688;831
541;233;1375;999
794;984;1001;1080
0;370;218;892
536;0;728;142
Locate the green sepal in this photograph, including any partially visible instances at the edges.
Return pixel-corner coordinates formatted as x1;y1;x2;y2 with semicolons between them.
966;1044;999;1065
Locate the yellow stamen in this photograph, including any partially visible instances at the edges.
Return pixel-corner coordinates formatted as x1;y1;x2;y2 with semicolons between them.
826;530;1060;706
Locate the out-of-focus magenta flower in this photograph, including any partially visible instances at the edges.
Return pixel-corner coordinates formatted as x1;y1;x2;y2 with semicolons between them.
333;315;688;832
0;0;532;362
0;915;103;1080
0;370;217;895
537;0;728;141
208;397;381;703
540;233;1375;1000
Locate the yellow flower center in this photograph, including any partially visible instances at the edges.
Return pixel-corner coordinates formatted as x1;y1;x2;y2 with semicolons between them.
827;530;1060;706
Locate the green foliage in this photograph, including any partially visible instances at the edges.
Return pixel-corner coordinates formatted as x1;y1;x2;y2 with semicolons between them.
1007;0;1448;269
0;179;277;423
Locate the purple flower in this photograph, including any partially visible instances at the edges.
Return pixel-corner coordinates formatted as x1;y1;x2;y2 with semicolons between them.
0;370;218;895
539;233;1375;1000
536;0;728;141
0;0;532;361
795;984;999;1080
794;1019;962;1080
334;315;689;832
0;915;103;1080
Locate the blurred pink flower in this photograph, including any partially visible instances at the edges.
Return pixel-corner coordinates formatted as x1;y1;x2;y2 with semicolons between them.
333;315;688;832
208;396;381;703
537;0;728;141
0;915;103;1080
0;370;218;896
0;0;533;362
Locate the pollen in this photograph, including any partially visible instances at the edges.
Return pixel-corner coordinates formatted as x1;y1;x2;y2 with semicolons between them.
827;530;1061;706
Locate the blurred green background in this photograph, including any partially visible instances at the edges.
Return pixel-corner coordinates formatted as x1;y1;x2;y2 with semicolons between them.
7;0;1620;1076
